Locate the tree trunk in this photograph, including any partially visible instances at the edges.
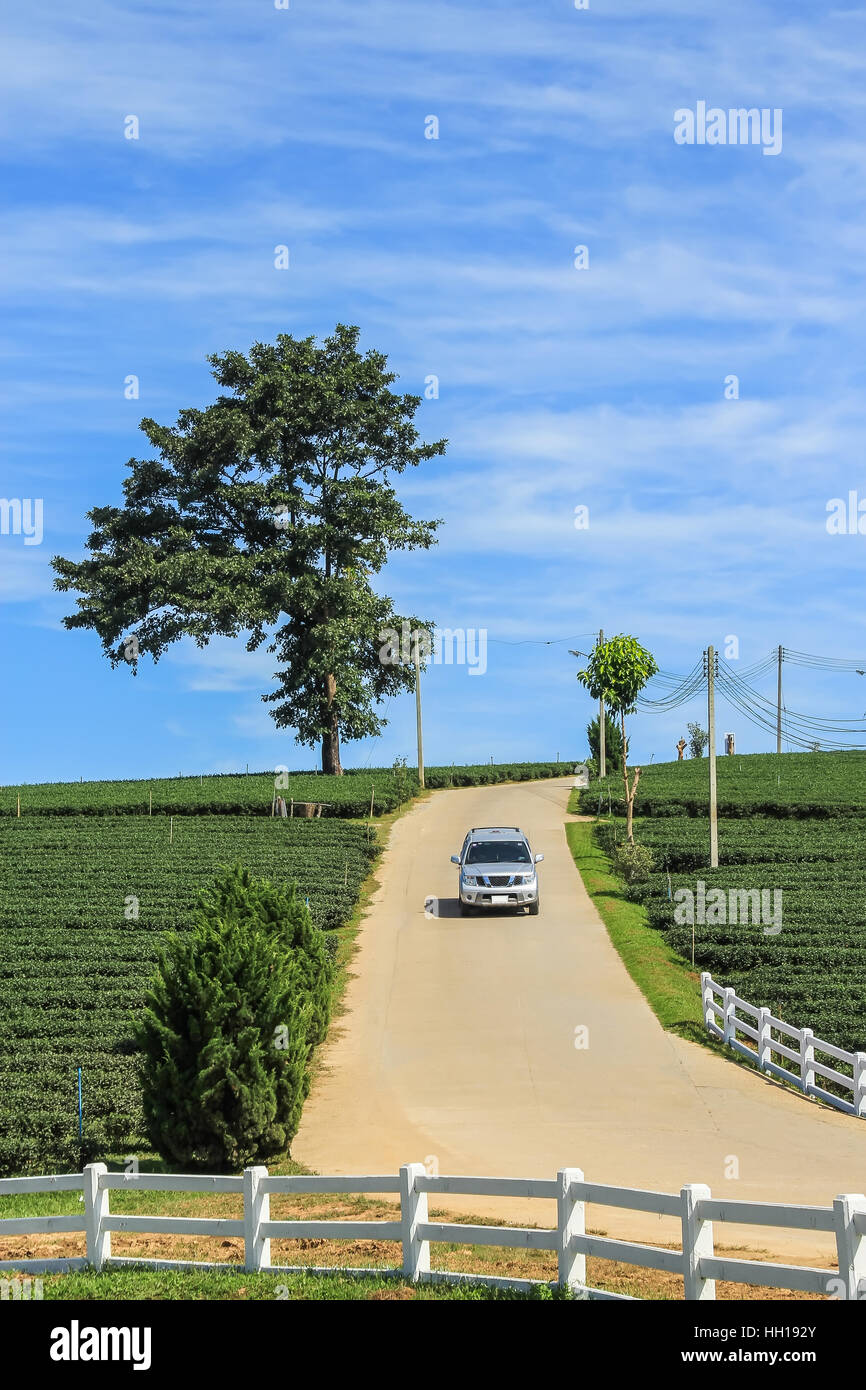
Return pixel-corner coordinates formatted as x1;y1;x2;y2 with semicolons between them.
620;708;643;844
321;673;343;775
626;765;642;843
621;710;632;842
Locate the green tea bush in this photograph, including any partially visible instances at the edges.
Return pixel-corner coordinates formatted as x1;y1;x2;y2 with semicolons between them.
611;841;655;886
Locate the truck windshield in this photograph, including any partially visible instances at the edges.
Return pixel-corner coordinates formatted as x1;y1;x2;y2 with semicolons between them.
465;841;531;865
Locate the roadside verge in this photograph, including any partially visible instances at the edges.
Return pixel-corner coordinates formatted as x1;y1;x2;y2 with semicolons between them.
564;819;705;1044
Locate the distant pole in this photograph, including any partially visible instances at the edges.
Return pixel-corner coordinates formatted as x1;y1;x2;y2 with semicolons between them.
148;789;152;816
16;794;20;818
776;645;783;755
706;646;718;869
413;637;425;790
77;1066;83;1139
598;629;606;780
170;815;174;845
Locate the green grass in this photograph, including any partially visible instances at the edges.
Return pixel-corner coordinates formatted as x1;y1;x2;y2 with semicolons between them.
565;819;705;1043
31;1266;573;1300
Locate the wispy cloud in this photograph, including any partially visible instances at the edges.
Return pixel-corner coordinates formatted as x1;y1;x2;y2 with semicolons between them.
3;0;866;776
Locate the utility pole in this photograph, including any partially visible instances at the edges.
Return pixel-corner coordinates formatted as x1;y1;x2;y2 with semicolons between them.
598;628;606;779
705;645;719;869
776;645;783;755
413;634;425;790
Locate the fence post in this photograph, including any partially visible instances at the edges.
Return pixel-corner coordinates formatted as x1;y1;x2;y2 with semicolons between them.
832;1194;866;1300
853;1054;866;1118
681;1184;715;1300
399;1163;430;1282
700;973;713;1031
799;1027;815;1095
556;1167;586;1292
83;1163;110;1271
722;988;736;1046
243;1166;271;1272
757;1007;772;1071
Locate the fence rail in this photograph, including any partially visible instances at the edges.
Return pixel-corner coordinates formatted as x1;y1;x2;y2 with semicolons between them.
1;1162;864;1300
701;972;866;1119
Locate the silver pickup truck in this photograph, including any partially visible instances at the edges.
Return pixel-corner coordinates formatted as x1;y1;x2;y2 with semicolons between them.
451;826;543;916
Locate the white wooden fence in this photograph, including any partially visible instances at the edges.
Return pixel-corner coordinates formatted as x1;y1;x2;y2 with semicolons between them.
702;973;866;1119
2;1162;864;1300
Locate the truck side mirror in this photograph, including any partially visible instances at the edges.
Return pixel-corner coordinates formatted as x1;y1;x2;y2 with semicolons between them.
535;853;544;863
450;855;461;865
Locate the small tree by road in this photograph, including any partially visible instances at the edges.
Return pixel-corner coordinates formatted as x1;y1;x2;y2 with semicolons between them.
575;635;658;843
687;722;709;759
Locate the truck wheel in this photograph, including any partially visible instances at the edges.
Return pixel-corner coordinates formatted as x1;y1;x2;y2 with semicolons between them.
528;898;540;916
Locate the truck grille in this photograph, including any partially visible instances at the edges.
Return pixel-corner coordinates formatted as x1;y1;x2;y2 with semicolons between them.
485;875;512;887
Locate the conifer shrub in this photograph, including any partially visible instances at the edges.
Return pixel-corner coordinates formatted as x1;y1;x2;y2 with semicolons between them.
196;866;333;1047
135;865;332;1170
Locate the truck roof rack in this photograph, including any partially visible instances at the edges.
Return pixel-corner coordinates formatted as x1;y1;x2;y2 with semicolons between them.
470;827;522;834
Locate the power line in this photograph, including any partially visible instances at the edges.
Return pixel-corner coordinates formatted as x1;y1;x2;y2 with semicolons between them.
636;646;866;750
781;648;866;672
638;662;705;712
715;659;866;749
488;632;598;647
719;659;866;730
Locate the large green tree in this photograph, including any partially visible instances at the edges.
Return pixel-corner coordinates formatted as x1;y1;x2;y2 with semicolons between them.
52;325;446;773
575;634;658;843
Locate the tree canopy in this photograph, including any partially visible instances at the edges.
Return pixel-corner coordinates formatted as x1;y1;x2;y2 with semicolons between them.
52;325;447;772
574;633;658;716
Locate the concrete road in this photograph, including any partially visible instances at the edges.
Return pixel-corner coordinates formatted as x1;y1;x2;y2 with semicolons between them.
294;778;866;1261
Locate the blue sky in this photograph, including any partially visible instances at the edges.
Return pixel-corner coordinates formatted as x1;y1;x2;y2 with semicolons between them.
3;0;866;783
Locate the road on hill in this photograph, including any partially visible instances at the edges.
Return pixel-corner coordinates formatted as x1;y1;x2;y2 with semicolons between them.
294;777;866;1262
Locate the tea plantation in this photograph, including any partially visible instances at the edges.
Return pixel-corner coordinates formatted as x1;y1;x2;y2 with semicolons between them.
1;760;571;818
1;769;411;818
580;752;866;1055
586;749;866;818
0;816;380;1175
